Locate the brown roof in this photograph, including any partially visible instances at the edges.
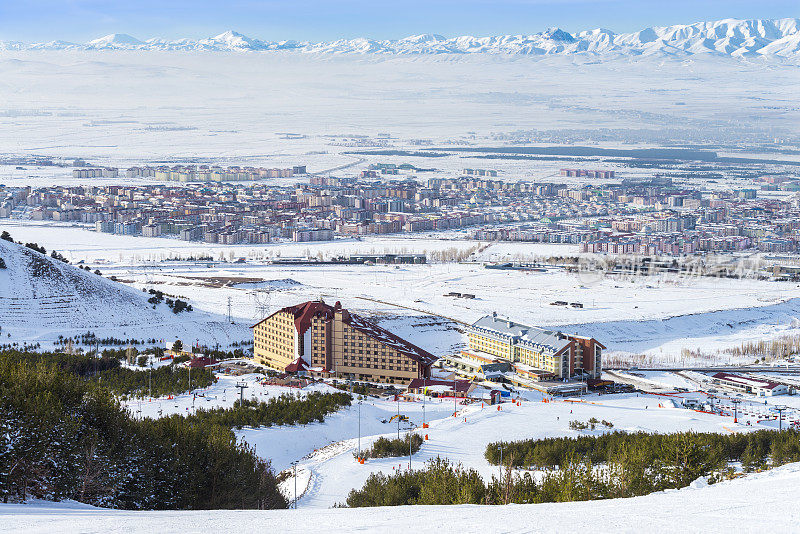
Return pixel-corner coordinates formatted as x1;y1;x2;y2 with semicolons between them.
189;356;218;368
408;378;471;392
345;313;438;367
285;356;309;373
252;300;335;335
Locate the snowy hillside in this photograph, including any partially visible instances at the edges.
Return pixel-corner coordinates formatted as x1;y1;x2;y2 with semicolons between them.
2;18;800;58
3;461;799;532
0;239;249;347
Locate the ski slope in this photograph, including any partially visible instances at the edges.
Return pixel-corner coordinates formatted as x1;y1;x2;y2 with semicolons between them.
288;389;782;508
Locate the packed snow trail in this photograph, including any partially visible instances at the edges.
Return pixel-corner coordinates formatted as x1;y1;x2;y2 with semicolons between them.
289;391;766;508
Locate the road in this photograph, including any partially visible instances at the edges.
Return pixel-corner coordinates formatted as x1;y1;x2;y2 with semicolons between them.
606;366;800;375
309;156;366;176
354;295;469;325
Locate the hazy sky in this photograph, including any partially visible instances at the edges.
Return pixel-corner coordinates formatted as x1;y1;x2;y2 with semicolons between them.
1;0;797;42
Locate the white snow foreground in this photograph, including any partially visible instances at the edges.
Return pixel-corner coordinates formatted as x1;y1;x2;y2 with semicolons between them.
2;462;799;533
3;18;800;59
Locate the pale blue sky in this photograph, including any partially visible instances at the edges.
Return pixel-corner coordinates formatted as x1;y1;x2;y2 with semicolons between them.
0;0;797;42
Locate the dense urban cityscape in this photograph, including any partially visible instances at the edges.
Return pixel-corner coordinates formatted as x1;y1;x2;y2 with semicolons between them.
4;162;800;256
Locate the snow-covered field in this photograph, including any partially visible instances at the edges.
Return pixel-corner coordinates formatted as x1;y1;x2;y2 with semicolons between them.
4;219;800;360
0;237;249;348
289;389;768;509
0;48;798;170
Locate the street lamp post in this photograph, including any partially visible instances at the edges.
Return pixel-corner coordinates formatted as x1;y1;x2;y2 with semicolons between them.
499;443;503;482
453;374;457;417
408;424;413;471
422;377;426;427
291;461;298;509
357;399;362;459
396;395;400;440
732;398;741;423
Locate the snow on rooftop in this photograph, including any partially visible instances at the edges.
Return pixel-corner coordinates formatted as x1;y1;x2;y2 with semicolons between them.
347;313;438;366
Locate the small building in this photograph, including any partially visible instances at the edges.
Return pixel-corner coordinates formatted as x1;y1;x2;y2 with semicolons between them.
480;362;512;381
284;356;309;376
489;390;505;405
142;223;162;237
711;372;789;396
189;356;219;368
407;378;474;398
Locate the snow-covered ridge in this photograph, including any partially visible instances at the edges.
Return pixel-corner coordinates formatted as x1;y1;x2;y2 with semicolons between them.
0;238;249;347
3;18;800;58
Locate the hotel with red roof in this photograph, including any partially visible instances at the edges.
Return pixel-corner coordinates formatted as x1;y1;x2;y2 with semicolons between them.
252;300;437;384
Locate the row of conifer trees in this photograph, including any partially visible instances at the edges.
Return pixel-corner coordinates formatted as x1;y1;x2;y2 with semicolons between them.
345;429;800;507
0;350;352;509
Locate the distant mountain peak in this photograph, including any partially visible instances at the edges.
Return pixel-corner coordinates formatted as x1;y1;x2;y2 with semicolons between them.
87;33;143;48
541;27;575;42
399;34;447;43
7;17;800;59
214;30;246;39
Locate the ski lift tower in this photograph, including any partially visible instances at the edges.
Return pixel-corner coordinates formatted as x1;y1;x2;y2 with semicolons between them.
235;381;249;404
731;398;741;423
775;405;788;431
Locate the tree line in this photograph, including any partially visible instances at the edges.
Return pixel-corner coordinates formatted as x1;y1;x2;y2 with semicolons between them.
345;429;800;507
97;365;214;399
0;355;287;509
361;433;423;460
184;392;352;430
2;350;212;398
484;430;800;473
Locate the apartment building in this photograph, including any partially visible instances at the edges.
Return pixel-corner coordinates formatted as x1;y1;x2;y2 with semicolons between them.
73;167;118;178
293;228;334;242
252;300;437;384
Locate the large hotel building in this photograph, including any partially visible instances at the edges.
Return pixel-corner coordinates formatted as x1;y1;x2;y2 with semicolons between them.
252;300;437;384
463;313;604;381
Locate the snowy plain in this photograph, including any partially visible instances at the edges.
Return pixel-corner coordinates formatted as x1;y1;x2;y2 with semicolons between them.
0;47;798;170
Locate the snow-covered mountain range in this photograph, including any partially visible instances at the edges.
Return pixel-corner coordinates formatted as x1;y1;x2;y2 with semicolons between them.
3;18;800;58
